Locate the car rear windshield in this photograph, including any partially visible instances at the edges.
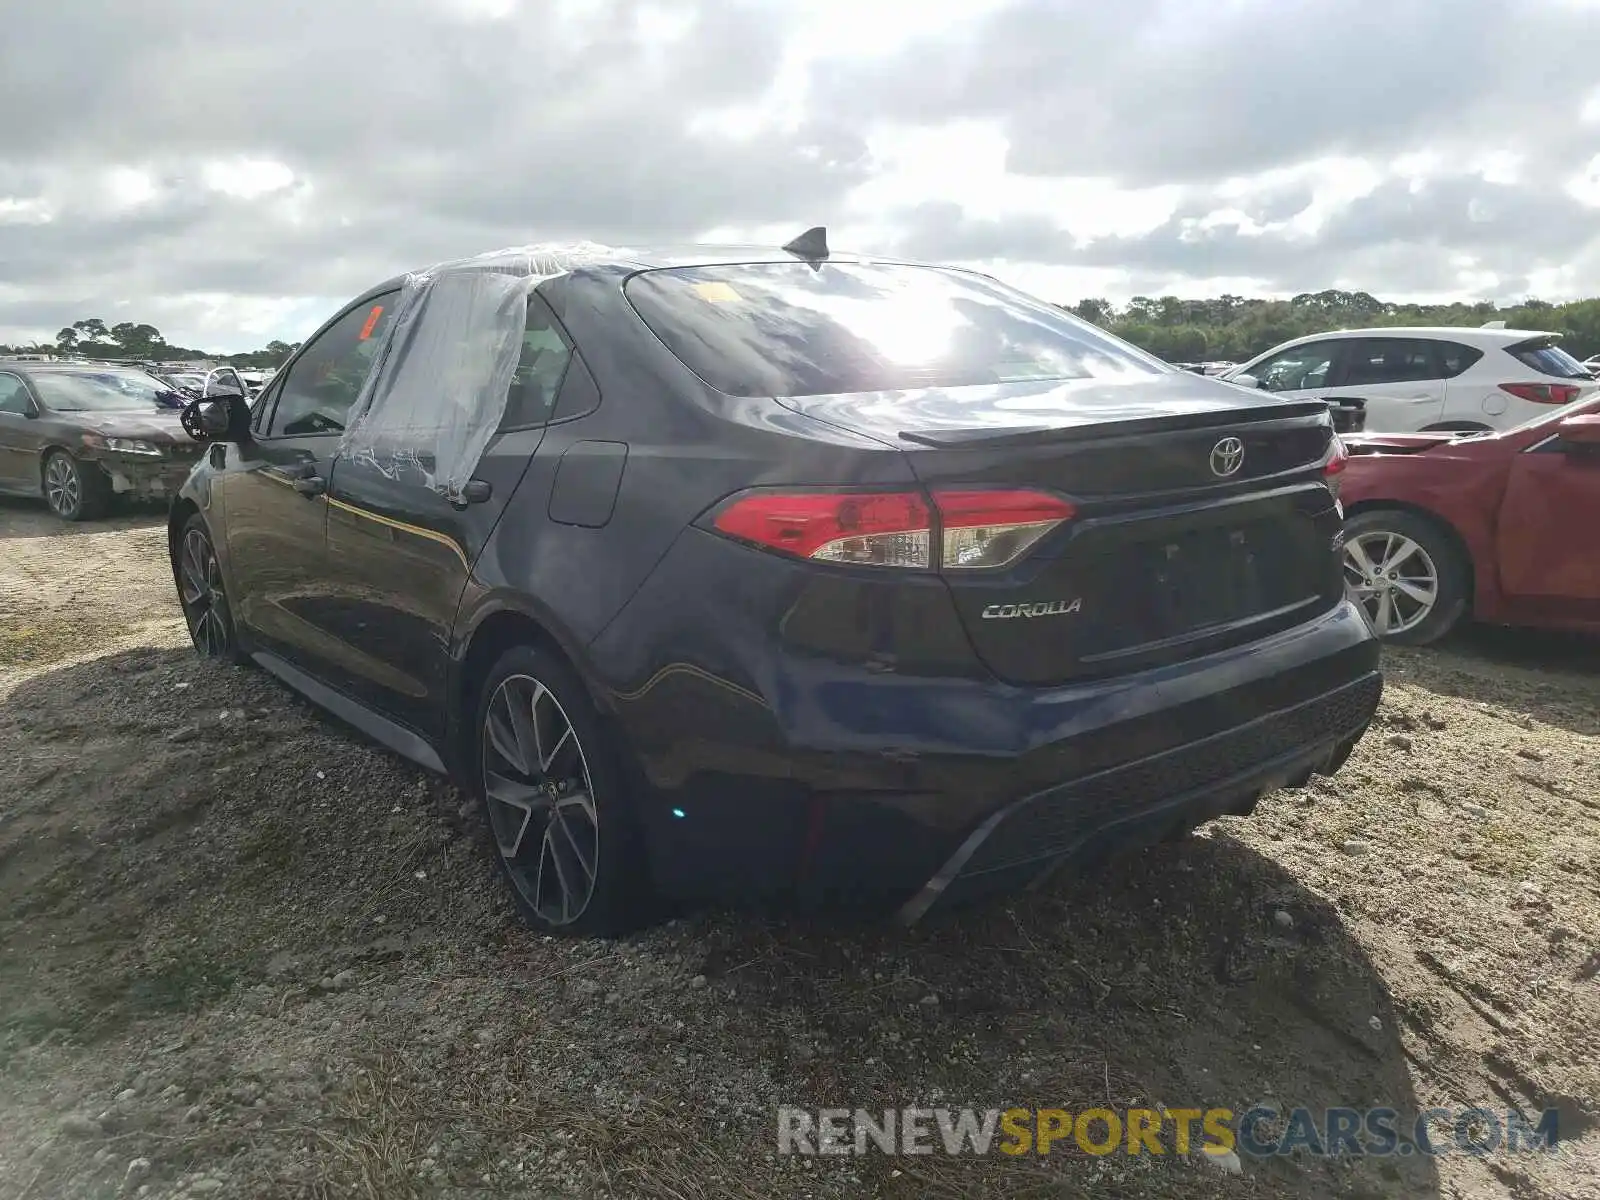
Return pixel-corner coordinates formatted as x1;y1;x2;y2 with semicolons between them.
1506;339;1591;380
32;370;176;411
624;262;1166;398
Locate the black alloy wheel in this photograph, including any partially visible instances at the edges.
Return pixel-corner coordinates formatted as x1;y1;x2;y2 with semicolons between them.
175;515;244;662
476;644;643;935
43;450;110;521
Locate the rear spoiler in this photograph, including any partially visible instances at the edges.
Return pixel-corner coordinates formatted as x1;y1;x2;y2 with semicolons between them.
897;399;1332;448
1505;333;1563;353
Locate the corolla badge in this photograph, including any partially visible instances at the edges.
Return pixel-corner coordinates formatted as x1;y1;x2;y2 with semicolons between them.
1210;436;1245;477
981;598;1082;620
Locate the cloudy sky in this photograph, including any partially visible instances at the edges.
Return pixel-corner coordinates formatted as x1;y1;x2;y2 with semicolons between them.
4;0;1600;352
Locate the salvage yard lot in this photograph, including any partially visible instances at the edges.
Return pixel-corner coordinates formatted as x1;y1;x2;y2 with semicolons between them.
1;501;1597;1200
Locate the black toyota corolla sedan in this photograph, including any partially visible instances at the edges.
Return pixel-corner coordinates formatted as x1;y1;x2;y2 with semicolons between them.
168;233;1382;935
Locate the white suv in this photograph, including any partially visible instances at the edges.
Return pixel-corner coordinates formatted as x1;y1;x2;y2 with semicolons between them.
1223;327;1598;433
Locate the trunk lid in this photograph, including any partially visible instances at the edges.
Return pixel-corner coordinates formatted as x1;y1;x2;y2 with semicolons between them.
784;375;1344;686
775;371;1327;449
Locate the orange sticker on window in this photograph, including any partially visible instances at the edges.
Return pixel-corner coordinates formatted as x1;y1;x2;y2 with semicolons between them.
358;305;385;340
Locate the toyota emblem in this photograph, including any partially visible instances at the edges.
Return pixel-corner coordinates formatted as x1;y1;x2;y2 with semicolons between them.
1210;436;1245;477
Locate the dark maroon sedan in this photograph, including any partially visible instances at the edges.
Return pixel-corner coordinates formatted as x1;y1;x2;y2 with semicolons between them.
1338;395;1600;643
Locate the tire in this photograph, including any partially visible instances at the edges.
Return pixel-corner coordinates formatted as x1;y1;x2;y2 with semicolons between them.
173;514;247;664
42;450;110;521
1343;509;1469;645
473;644;646;936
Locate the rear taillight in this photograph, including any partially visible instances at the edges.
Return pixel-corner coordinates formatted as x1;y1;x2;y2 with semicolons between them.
709;487;1075;571
934;489;1076;569
710;491;933;568
1500;382;1581;406
1323;436;1348;500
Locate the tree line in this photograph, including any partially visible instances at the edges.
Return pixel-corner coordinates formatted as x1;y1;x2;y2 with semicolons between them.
1064;290;1600;364
7;290;1600;369
0;318;299;369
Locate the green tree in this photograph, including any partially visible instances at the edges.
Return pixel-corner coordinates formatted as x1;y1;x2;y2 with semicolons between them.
73;318;111;344
109;322;166;355
1079;291;1600;362
1068;298;1113;326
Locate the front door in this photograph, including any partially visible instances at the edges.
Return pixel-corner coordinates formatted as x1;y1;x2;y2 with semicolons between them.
315;291;576;738
215;293;398;673
1242;338;1344;405
1495;426;1600;619
0;372;40;489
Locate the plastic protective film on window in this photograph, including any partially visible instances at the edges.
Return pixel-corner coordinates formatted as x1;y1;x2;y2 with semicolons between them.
338;243;617;501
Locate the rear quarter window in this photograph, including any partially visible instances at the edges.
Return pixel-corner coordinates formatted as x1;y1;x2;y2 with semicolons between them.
1436;341;1483;378
624;262;1166;398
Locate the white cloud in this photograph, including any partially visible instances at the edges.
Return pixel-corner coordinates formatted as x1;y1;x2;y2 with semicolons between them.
102;167;159;210
0;197;53;225
2;0;1599;351
200;158;296;200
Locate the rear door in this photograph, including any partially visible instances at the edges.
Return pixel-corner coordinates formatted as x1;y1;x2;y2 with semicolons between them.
316;291;575;738
1332;337;1447;431
1495;421;1600;617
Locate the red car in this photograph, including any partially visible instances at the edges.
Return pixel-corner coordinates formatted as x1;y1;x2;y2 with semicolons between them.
1337;396;1600;644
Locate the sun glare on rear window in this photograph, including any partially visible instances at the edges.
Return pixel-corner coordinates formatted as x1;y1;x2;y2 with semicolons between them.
624;262;1165;398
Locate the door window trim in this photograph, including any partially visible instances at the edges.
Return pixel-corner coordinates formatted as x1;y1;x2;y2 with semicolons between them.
0;371;35;416
1336;337;1448;388
1253;339;1344;391
500;293;577;433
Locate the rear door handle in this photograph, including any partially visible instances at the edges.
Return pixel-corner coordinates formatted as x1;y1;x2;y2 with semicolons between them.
292;475;326;497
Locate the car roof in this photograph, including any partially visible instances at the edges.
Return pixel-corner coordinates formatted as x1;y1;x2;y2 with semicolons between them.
1314;326;1554;341
351;240;920;301
1242;325;1561;363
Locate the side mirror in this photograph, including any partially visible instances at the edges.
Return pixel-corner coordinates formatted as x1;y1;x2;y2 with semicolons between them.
181;394;252;444
1555;413;1600;449
1228;372;1260;390
202;368;247;399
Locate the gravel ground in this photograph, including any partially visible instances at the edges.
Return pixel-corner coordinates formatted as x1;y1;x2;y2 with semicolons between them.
1;496;1597;1200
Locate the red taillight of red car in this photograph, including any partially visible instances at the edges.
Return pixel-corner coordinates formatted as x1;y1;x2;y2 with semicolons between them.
1322;437;1348;503
1499;382;1582;406
710;487;1076;571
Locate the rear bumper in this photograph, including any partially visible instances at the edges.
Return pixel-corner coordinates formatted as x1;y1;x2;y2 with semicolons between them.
596;559;1382;911
898;670;1378;921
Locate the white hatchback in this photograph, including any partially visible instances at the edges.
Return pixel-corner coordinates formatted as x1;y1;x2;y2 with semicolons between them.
1223;327;1598;434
